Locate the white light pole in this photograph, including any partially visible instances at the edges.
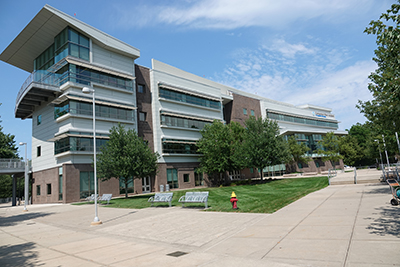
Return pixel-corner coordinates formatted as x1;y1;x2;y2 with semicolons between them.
382;134;391;170
82;87;102;225
19;142;28;212
375;139;385;178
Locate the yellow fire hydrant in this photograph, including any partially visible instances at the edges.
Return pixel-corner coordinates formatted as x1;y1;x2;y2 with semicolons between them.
230;191;238;209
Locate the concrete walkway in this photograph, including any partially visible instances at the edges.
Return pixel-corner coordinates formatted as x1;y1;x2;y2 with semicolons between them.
0;183;398;266
330;168;383;185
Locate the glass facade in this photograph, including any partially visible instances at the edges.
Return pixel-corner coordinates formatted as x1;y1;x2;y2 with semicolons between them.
159;88;221;110
160;113;212;130
54;136;108;155
55;64;133;90
54;100;135;121
80;171;94;199
285;133;324;155
162;139;198;154
34;27;89;71
267;111;338;129
33;27;133;91
167;169;178;189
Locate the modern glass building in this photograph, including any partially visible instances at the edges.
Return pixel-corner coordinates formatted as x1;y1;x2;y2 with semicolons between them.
1;5;346;204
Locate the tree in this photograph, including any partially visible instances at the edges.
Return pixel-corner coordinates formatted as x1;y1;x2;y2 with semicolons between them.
97;124;159;198
358;1;400;138
317;132;343;169
0;104;20;198
197;120;246;185
243;116;290;180
287;136;311;165
338;135;362;166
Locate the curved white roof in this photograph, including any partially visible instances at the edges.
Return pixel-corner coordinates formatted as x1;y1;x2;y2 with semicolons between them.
0;5;140;73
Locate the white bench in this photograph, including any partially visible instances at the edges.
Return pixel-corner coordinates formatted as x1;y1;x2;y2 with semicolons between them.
99;194;112;204
85;194;98;202
179;192;209;208
148;192;173;207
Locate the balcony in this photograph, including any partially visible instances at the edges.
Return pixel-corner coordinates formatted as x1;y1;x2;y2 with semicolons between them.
15;70;61;119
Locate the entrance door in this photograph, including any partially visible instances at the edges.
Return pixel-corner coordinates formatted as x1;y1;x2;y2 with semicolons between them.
142;176;151;193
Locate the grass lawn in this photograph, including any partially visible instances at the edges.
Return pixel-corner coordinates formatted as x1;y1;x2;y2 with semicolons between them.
84;176;328;213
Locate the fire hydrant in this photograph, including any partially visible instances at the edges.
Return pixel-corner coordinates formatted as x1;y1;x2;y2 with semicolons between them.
230;191;238;209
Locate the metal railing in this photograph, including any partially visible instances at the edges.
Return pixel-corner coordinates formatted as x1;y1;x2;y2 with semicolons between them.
16;70;61;106
0;159;25;169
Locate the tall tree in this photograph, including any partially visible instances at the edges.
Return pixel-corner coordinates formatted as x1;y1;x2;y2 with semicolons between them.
287;136;311;165
243;116;290;180
317;132;343;169
358;1;400;137
97;124;159;198
197;120;246;185
338;135;362;166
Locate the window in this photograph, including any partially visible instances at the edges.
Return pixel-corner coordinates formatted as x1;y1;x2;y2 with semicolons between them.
195;169;204;186
37;115;42;125
80;171;94;198
159;88;221;110
229;170;241;180
37;146;41;157
160;113;212;130
184;174;190;183
55;100;134;121
251;110;255;116
119;179;134;195
138;84;145;93
139;112;146;121
36;185;41;196
162;139;198;154
267;111;338;129
59;167;63;201
298;163;303;169
47;184;52;195
167;169;178;189
54;136;108;155
243;108;247;115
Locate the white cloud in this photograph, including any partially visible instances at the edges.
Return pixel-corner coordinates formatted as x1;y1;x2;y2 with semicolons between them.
214;39;376;130
267;39;316;58
113;0;382;29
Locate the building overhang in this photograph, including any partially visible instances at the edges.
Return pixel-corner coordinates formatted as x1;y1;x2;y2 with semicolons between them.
279;129;348;136
0;4;140;73
15;82;60;119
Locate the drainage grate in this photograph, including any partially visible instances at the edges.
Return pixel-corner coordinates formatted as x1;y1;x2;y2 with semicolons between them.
166;251;188;257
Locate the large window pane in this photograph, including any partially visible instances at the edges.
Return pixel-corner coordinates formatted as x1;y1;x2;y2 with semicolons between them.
167;169;178;189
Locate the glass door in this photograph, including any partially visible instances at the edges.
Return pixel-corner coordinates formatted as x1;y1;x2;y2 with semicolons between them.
142;176;151;193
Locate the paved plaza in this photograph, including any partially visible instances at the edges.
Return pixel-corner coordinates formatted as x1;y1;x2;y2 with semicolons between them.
0;177;399;266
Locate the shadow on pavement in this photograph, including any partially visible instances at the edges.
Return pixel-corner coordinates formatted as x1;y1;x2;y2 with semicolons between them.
0;212;53;227
364;184;391;195
366;207;400;238
0;242;40;267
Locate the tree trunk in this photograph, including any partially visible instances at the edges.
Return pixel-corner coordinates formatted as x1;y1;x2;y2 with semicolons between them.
260;167;264;181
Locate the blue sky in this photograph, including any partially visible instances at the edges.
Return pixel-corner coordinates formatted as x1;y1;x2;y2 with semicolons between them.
0;0;393;157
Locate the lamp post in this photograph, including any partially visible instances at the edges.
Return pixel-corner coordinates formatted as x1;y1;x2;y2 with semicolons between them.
19;142;28;212
382;134;391;170
82;87;102;225
375;139;385;177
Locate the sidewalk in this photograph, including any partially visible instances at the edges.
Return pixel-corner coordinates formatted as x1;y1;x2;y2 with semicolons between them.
330;168;382;185
0;183;398;266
